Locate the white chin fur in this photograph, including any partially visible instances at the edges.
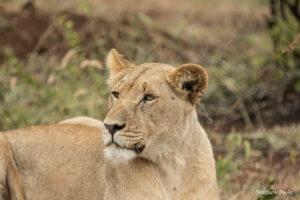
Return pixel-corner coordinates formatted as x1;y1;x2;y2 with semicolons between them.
104;145;136;163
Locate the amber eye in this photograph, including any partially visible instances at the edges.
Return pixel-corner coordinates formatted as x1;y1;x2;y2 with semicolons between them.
111;91;120;99
144;94;155;101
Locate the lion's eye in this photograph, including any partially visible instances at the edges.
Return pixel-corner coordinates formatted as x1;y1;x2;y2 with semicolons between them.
112;91;120;99
144;94;155;101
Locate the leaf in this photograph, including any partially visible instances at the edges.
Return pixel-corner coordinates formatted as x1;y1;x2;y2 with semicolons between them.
244;140;252;160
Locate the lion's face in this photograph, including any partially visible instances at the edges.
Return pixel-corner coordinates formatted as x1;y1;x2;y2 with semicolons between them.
103;64;190;162
102;49;208;163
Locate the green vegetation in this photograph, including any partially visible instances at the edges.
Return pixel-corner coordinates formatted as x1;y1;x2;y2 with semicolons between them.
269;0;300;90
0;54;108;130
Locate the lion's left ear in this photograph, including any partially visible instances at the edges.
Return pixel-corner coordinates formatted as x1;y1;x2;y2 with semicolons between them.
167;63;208;104
106;49;134;74
106;49;135;86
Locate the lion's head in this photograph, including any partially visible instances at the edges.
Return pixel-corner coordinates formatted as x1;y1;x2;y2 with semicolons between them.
102;49;208;163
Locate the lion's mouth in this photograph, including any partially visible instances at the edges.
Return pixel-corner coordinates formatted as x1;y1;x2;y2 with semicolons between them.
107;142;145;153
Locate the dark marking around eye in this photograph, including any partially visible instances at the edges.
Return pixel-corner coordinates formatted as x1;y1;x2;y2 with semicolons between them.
144;94;155;101
171;96;176;100
140;104;145;111
112;91;120;98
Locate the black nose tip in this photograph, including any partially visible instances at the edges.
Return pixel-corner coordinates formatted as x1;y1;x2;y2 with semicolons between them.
104;123;126;135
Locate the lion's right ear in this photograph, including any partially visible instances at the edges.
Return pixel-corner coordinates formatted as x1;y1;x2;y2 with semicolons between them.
106;49;134;86
167;63;208;105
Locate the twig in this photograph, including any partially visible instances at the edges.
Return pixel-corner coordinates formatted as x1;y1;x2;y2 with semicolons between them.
239;100;254;130
287;0;300;21
212;95;243;133
253;101;264;129
28;22;56;63
213;24;243;66
281;33;300;54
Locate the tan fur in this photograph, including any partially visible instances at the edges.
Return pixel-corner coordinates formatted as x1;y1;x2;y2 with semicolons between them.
2;125;105;200
0;49;219;200
0;133;25;200
59;116;105;129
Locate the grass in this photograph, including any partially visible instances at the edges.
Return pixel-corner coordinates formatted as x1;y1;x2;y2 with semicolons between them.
0;54;109;130
212;125;300;199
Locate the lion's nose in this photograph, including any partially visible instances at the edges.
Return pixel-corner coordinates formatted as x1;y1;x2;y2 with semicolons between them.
104;123;126;135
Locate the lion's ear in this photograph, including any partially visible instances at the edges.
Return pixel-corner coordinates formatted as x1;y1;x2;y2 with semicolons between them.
106;49;135;86
106;49;134;74
167;63;208;104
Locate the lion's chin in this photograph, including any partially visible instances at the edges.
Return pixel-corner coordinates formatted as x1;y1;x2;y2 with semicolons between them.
104;145;137;163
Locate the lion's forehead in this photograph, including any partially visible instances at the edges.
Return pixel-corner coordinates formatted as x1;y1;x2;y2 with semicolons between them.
116;63;174;91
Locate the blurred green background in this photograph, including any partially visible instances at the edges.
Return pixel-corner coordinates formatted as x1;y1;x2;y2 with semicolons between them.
0;0;299;199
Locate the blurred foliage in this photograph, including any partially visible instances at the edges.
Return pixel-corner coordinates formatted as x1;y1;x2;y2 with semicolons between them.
0;53;109;130
216;155;235;187
269;0;300;82
214;125;300;199
58;15;81;50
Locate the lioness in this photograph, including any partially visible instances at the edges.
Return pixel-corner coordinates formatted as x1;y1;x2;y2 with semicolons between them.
0;49;219;200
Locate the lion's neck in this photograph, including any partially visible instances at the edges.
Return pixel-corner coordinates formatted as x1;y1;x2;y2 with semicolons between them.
158;109;209;163
154;109;215;197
